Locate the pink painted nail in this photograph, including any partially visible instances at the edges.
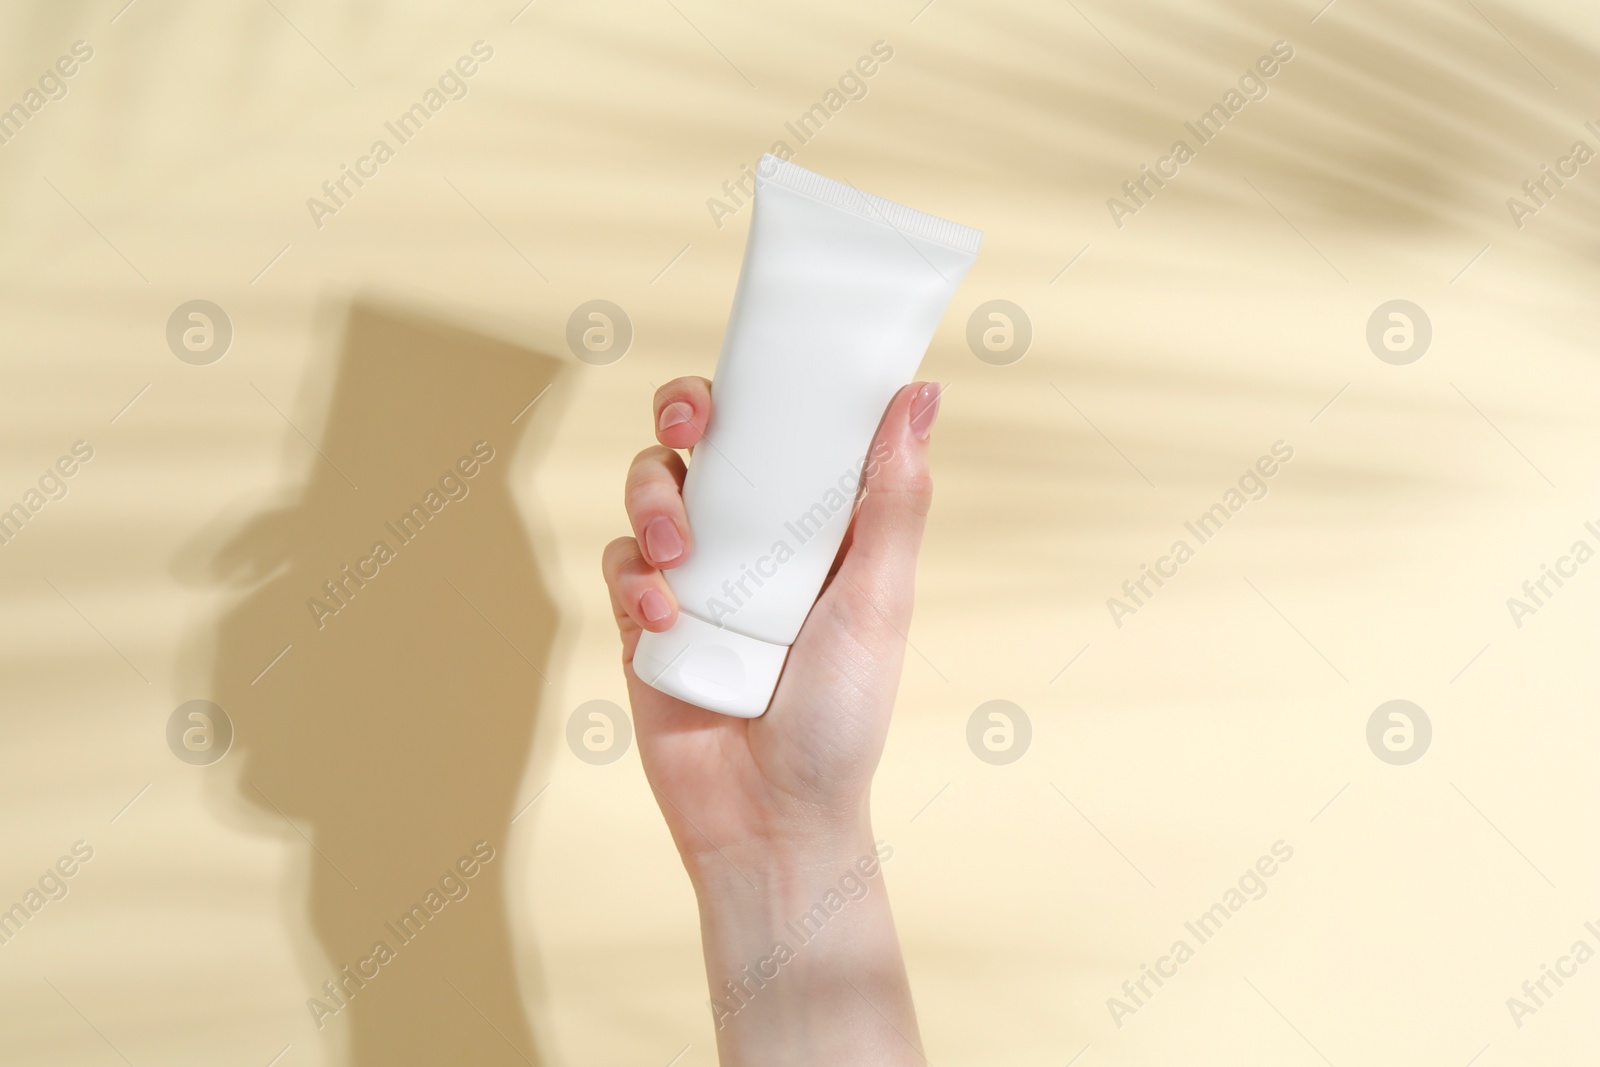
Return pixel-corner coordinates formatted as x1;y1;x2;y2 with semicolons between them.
644;516;684;565
909;382;942;441
658;401;693;433
640;588;671;623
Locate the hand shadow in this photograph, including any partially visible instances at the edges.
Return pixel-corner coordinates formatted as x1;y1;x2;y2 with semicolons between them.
181;298;566;1066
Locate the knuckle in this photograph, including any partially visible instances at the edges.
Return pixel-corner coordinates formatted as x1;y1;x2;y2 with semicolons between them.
873;458;933;518
655;376;697;403
629;444;675;471
905;474;934;517
602;536;641;572
625;447;676;493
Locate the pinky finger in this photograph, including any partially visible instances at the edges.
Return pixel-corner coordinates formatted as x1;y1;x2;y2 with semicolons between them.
601;536;679;634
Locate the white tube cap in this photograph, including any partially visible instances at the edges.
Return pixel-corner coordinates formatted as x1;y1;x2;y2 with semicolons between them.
633;612;791;718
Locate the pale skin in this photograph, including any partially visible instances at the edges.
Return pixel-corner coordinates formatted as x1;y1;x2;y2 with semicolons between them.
601;376;943;1066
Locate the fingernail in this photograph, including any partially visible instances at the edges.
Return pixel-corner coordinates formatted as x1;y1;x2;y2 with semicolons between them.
644;516;684;565
909;382;942;441
658;401;693;433
640;588;672;623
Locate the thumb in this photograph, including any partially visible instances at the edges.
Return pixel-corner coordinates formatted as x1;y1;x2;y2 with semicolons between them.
830;381;943;624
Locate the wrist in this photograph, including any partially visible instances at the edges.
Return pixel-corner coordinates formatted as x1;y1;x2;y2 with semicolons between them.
683;815;878;900
686;825;886;915
688;828;918;1063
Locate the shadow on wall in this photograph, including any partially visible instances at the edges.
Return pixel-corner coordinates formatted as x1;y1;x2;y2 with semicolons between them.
894;0;1600;248
182;300;565;1066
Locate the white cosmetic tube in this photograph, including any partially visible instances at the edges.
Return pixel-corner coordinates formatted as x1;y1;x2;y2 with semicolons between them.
633;156;981;717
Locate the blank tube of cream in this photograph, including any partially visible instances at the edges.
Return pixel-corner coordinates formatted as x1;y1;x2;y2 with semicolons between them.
633;156;982;717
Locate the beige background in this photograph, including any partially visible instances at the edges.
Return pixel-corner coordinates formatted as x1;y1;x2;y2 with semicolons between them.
2;0;1597;1063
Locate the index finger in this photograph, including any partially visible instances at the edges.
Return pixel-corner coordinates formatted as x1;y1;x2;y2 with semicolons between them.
653;376;712;451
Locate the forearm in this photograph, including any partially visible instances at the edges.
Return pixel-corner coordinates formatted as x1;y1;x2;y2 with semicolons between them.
688;830;924;1066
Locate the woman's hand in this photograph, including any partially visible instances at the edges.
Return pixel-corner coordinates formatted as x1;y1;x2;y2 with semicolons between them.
601;376;942;1065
